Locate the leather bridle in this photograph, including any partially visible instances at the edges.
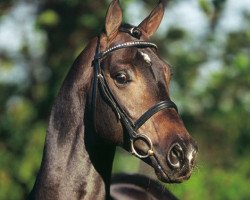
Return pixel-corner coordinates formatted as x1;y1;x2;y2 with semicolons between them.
91;30;178;159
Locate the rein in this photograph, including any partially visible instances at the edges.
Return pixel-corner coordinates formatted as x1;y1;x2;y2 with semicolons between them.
91;33;178;159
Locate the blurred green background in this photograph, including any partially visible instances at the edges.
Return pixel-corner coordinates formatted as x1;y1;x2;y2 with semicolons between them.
0;0;250;199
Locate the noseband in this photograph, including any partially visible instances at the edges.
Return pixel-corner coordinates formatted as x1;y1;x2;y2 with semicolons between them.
91;35;178;159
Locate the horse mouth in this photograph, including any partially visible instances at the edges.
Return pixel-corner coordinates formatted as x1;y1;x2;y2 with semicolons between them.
149;154;192;183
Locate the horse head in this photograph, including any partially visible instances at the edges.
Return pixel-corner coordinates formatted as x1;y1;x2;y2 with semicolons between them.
89;0;198;183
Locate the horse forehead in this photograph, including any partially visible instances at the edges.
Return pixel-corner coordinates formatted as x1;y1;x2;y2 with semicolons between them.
107;33;156;62
108;46;137;63
139;51;151;64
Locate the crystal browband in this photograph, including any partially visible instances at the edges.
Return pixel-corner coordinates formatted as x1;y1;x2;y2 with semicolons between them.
94;41;157;60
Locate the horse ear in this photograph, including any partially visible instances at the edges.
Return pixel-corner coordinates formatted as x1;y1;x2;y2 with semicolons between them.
138;2;165;38
105;0;123;39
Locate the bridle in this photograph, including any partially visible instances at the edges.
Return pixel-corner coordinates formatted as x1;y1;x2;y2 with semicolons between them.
90;28;178;159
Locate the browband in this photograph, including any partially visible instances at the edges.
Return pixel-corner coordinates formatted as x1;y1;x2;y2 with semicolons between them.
94;41;157;60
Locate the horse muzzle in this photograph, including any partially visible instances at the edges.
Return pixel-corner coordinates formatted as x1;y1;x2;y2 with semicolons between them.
150;138;198;183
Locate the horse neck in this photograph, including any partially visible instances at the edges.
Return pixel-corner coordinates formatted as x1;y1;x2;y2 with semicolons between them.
29;38;116;200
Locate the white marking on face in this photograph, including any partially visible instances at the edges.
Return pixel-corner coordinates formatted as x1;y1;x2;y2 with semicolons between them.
140;52;151;65
187;149;195;164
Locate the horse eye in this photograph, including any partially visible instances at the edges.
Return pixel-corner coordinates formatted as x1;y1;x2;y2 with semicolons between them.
115;72;129;85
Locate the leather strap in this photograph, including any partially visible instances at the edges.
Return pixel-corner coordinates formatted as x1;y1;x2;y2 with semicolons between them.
134;101;178;131
94;41;157;61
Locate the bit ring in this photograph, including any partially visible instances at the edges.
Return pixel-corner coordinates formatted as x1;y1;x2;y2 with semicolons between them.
130;133;154;159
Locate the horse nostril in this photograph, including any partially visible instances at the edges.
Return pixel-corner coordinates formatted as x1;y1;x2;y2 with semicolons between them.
167;143;184;169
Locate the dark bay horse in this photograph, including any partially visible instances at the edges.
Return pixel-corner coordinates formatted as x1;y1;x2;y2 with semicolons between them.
29;0;197;199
